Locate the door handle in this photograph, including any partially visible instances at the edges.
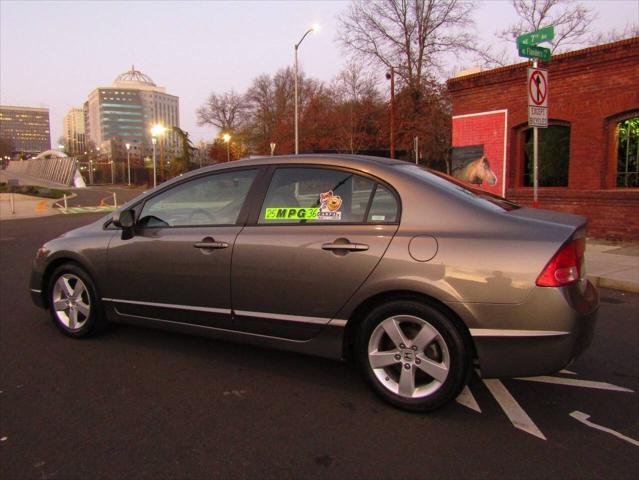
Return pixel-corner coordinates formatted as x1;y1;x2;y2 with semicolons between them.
322;242;369;252
194;240;229;249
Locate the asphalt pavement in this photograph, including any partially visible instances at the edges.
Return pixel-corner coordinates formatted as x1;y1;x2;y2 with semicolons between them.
0;214;638;479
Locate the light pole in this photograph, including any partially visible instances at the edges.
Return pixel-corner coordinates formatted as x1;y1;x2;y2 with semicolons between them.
125;143;131;186
223;133;231;162
151;124;165;187
386;67;395;159
152;137;157;187
294;24;319;155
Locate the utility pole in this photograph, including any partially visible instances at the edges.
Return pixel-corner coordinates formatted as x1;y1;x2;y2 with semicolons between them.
386;67;395;159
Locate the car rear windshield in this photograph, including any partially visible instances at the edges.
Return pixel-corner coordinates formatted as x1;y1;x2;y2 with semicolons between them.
396;164;521;212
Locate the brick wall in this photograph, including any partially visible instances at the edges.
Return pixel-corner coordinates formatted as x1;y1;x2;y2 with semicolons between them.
448;38;639;240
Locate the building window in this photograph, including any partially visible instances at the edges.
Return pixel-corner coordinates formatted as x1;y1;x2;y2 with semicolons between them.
616;117;638;187
523;125;570;187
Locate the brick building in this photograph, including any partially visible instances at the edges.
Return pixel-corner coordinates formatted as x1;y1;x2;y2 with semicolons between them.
447;37;639;240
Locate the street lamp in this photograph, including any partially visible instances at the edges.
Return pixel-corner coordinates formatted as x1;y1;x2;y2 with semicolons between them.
151;124;166;187
386;67;395;159
125;143;131;186
223;133;231;162
294;24;319;155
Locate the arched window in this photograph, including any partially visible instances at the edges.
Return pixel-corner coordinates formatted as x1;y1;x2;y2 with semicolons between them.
522;124;570;187
616;116;638;187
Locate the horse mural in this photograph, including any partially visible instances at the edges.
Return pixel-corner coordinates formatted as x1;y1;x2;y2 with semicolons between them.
452;155;497;186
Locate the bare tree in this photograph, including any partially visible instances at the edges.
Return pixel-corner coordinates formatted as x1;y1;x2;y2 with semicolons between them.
498;0;596;53
337;0;477;88
196;90;247;132
589;23;639;45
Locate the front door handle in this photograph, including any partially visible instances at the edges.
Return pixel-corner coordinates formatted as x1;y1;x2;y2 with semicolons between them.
322;242;369;252
194;238;229;250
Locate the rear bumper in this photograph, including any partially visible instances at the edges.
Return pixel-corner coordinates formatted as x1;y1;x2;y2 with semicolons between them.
446;279;599;378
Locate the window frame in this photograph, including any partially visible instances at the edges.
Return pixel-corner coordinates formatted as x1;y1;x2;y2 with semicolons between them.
247;164;402;227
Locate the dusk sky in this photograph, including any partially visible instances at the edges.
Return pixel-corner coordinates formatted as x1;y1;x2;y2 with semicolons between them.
1;0;637;145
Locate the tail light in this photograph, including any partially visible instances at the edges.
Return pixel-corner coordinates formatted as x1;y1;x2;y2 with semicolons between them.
536;236;585;287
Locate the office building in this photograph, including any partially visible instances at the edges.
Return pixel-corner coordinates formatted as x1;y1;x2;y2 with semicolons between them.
84;66;180;162
63;107;86;155
0;105;51;156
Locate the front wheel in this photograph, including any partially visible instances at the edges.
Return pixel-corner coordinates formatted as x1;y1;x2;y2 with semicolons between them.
357;300;470;412
48;264;105;338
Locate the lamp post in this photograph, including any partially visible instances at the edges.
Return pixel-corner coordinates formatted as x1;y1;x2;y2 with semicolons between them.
151;137;157;187
294;24;319;155
125;143;131;186
386;67;395;159
223;133;231;162
151;124;165;187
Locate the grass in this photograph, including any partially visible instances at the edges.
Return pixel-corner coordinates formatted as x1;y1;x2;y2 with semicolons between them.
0;183;70;199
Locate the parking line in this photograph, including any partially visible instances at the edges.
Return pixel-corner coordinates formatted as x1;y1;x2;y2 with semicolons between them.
483;379;546;440
514;376;634;392
570;411;639;447
456;385;481;412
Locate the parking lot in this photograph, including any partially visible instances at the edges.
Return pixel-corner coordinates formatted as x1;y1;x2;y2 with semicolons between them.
1;213;637;479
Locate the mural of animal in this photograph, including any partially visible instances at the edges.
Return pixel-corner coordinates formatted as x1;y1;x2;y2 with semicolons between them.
452;155;497;186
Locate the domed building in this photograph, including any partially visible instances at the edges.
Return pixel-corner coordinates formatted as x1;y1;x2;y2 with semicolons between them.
81;66;180;182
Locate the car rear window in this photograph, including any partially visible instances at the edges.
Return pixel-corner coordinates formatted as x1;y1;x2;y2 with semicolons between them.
396;164;520;212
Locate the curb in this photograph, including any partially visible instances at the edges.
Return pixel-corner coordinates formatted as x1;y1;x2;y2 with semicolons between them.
587;275;639;294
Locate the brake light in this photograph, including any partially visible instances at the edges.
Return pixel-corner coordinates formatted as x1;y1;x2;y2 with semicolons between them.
536;237;585;287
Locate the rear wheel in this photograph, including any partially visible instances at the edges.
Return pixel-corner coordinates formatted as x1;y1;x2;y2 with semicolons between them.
357;300;470;412
48;264;105;337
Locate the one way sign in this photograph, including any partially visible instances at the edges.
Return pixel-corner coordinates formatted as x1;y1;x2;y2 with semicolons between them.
528;67;548;127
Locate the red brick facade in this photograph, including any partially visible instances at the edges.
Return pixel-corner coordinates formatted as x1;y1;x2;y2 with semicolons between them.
447;38;639;240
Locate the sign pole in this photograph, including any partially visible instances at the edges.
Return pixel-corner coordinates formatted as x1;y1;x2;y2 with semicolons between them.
533;59;539;208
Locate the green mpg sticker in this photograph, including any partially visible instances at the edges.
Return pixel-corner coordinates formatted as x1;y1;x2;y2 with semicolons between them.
264;207;320;220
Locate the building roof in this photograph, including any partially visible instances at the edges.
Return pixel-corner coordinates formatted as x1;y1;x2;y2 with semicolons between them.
113;65;157;87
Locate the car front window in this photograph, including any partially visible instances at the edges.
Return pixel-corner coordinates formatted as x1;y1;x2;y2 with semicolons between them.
138;169;258;227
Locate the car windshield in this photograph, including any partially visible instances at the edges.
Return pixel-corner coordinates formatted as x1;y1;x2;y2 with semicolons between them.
396;164;520;212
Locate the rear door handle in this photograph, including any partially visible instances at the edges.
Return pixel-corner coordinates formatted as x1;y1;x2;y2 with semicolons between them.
194;240;229;249
321;242;369;252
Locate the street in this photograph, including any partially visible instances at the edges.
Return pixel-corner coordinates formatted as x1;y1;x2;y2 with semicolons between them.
1;214;638;479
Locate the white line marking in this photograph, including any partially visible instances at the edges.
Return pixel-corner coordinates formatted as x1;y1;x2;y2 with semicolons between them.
456;385;481;413
570;411;639;447
560;369;577;375
514;376;634;392
483;379;546;440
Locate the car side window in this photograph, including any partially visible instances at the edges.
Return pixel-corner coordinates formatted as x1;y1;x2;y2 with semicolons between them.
367;185;399;223
138;169;258;227
259;167;375;224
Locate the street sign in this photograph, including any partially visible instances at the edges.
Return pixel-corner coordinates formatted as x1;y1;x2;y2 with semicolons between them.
528;68;548;127
517;26;555;47
518;44;552;61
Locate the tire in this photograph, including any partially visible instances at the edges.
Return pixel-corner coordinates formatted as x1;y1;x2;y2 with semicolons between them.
357;300;470;412
47;263;106;338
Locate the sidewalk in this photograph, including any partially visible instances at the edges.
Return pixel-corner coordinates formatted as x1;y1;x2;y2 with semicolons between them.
0;193;61;220
585;241;639;293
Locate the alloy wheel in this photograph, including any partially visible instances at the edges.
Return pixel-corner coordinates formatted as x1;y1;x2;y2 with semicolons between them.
52;273;91;331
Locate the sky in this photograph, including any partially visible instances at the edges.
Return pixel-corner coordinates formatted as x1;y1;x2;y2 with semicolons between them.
1;0;637;145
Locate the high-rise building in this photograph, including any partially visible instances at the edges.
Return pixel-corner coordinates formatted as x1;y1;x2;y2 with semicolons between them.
0;105;51;156
63;107;86;155
84;66;180;162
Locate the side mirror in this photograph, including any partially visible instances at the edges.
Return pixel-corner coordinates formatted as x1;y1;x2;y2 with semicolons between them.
113;209;134;229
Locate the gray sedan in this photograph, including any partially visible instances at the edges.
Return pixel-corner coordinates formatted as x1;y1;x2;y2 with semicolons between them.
30;155;598;411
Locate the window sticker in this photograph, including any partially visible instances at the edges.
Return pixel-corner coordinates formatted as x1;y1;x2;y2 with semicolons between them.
318;190;342;221
371;215;386;221
264;207;320;220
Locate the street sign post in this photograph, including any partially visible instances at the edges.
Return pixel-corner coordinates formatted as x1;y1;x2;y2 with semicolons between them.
517;26;554;209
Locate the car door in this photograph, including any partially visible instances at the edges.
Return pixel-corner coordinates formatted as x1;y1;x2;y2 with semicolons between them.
105;168;260;330
231;166;400;340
